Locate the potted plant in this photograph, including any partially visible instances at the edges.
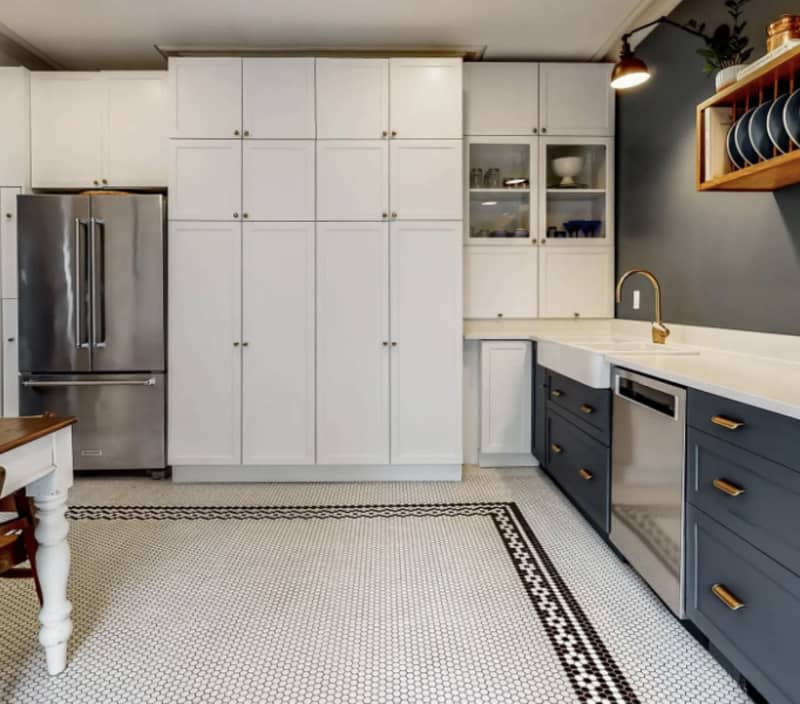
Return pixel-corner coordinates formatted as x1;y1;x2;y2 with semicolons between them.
687;0;754;90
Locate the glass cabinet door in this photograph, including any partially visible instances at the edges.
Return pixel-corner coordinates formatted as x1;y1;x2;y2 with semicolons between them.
466;138;536;245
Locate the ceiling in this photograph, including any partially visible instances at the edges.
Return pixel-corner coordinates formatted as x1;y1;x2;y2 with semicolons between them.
0;0;681;70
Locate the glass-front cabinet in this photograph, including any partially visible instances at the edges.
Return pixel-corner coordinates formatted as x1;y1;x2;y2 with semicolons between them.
539;136;613;245
465;137;536;245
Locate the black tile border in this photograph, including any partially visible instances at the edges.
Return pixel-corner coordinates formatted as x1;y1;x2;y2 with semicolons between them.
68;502;640;704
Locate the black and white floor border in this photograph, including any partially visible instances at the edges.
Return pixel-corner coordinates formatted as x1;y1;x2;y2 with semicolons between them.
69;502;640;704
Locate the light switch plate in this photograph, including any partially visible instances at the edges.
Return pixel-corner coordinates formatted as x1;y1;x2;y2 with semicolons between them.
633;289;641;310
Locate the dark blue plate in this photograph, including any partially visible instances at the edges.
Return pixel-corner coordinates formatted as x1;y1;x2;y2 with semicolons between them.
767;93;791;154
726;121;746;169
785;88;800;149
735;107;760;165
749;101;773;161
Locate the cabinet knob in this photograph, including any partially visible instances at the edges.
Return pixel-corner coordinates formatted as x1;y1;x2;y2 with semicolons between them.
102;179;108;185
580;404;594;415
243;213;249;219
382;130;388;138
532;127;538;134
233;212;239;219
391;341;397;347
382;341;389;346
391;130;397;137
551;389;563;398
541;127;547;133
497;313;503;318
573;312;580;318
7;337;14;343
243;130;250;137
531;238;537;244
233;341;240;347
243;342;250;347
579;468;593;481
550;443;563;454
382;212;388;218
4;213;11;219
234;129;240;136
391;212;398;219
93;180;99;186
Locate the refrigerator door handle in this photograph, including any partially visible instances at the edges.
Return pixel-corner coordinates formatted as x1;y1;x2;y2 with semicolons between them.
74;218;90;349
90;217;107;349
22;377;157;388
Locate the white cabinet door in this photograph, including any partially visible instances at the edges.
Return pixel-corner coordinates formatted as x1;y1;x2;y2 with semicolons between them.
317;222;390;465
390;222;462;465
2;299;18;417
242;140;315;221
464;63;539;136
1;188;20;300
389;58;462;138
539;63;615;136
0;68;30;187
480;341;532;455
242;223;315;465
168;222;242;466
316;59;389;139
316;140;389;221
539;246;614;318
243;58;315;138
30;73;105;188
168;57;242;138
105;72;168;187
390;140;462;220
464;246;539;319
169;140;242;221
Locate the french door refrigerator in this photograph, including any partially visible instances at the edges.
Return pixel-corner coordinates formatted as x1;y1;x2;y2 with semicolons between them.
18;194;166;471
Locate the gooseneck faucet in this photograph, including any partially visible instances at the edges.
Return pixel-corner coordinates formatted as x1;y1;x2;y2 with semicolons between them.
615;269;670;344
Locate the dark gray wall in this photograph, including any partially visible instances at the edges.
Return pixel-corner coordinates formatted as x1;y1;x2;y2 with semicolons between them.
616;0;800;335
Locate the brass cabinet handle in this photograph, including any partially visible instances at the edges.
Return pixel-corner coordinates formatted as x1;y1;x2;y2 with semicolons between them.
4;212;11;219
713;478;745;497
243;130;250;137
391;341;397;347
391;130;397;137
711;415;744;431
711;583;745;611
382;341;388;346
579;468;593;480
234;129;240;136
580;404;594;414
233;212;240;219
233;341;240;347
382;212;388;218
382;130;388;137
550;444;563;454
551;389;563;398
391;212;398;218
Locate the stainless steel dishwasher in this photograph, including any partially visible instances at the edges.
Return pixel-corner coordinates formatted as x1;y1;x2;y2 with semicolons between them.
610;368;687;618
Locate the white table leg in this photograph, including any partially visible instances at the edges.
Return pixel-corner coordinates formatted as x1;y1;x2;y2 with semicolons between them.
33;489;73;675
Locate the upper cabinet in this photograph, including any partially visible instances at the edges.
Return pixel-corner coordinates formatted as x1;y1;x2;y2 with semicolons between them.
316;59;389;139
388;58;462;138
539;63;614;137
0;68;30;188
31;71;167;188
316;58;462;139
168;58;242;138
464;62;614;137
464;63;539;136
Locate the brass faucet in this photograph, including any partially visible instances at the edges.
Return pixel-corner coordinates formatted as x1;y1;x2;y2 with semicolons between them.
615;269;670;344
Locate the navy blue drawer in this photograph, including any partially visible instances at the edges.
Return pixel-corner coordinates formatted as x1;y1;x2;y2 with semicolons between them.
547;408;610;532
688;389;800;472
686;506;800;704
546;370;611;444
687;428;800;576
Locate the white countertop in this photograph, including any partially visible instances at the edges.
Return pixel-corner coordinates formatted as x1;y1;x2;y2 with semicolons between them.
464;319;800;420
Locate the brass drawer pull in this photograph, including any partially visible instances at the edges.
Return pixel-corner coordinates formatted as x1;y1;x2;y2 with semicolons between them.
713;478;745;497
551;389;563;398
550;444;563;455
579;468;593;480
711;583;745;611
711;415;744;431
580;404;594;415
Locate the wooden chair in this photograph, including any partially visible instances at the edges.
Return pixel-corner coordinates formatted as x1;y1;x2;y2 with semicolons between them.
0;486;43;604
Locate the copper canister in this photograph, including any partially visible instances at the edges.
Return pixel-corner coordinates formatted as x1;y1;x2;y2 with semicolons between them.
767;15;800;52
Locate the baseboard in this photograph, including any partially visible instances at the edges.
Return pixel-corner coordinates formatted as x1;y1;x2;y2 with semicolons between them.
478;452;539;468
171;464;464;483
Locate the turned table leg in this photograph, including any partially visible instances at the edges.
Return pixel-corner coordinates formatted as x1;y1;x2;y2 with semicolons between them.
32;489;73;675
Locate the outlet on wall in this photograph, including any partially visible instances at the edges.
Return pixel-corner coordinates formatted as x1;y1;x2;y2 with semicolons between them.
633;289;640;310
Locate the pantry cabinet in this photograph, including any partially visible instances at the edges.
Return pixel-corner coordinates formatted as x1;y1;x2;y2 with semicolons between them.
315;59;389;139
464;246;538;319
168;222;243;466
242;140;315;221
316;141;389;221
169;140;242;221
316;222;391;465
538;246;614;319
241;223;315;465
539;63;615;137
389;140;462;220
0;68;30;188
31;71;167;188
1;188;20;300
2;300;18;417
464;63;539;136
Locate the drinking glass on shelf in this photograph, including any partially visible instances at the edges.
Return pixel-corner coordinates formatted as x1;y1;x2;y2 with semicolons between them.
484;168;501;188
470;168;484;188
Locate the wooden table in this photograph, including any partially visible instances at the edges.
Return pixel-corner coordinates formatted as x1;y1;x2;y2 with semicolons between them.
0;415;76;675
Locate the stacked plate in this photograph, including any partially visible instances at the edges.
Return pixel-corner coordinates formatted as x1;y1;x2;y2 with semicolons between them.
726;87;800;168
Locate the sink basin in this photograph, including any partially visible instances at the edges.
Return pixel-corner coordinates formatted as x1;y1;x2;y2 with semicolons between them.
537;338;700;388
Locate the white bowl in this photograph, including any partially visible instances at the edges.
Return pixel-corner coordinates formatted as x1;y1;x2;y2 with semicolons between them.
551;156;584;186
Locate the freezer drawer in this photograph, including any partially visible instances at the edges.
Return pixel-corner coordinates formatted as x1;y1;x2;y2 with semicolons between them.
20;373;166;470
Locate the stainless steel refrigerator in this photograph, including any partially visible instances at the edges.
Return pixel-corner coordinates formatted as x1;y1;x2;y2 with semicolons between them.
18;194;166;471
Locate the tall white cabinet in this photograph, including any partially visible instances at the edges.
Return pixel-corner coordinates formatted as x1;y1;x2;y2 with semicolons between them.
0;187;21;417
168;56;463;481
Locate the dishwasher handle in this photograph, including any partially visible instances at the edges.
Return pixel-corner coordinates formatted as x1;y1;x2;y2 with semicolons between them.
614;370;685;420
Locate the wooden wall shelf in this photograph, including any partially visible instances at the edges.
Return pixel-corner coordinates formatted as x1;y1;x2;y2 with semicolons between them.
696;44;800;191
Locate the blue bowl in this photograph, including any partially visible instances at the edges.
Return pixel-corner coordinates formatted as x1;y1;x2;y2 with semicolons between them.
768;93;791;154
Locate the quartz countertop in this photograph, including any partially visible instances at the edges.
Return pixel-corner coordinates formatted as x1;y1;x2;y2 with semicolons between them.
463;319;800;421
